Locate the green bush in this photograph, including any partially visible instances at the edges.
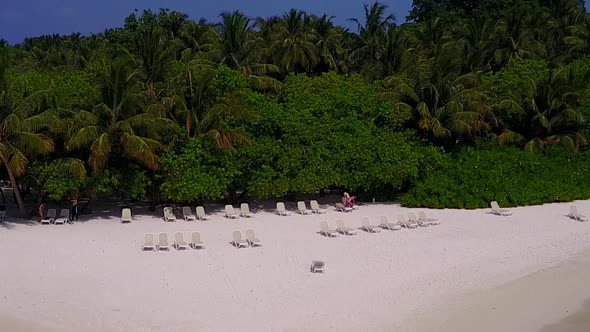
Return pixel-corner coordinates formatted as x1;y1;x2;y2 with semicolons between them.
401;145;590;208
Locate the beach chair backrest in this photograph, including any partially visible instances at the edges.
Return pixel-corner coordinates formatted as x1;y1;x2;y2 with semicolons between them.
297;201;307;212
183;206;193;217
320;220;330;232
47;209;56;219
379;215;388;225
397;214;407;223
335;202;345;210
570;205;578;215
175;232;184;244
192;232;201;243
145;234;154;246
362;217;370;227
60;209;69;218
196;206;206;219
336;219;345;229
225;205;235;216
159;233;168;246
408;212;418;222
241;203;250;214
310;200;319;210
277;202;286;213
164;207;172;217
122;208;131;219
233;230;242;242
418;211;427;220
246;229;255;241
491;201;500;210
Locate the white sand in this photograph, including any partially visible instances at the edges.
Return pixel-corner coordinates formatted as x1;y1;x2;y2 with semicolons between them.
1;200;590;331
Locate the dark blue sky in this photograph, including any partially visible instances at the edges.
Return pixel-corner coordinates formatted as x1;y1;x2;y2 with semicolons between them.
0;0;413;44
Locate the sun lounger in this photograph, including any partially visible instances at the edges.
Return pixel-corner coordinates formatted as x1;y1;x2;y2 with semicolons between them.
157;233;169;250
297;201;313;215
409;212;429;227
240;203;254;218
568;205;588;222
191;232;205;249
361;217;381;233
163;207;177;222
121;208;132;223
183;207;197;221
276;202;291;216
246;229;263;247
54;209;69;225
379;215;401;230
196;206;209;221
174;232;189;250
335;219;357;235
310;200;327;214
225;205;239;219
232;230;249;248
335;202;353;212
143;234;155;251
490;201;512;216
398;214;418;229
310;260;325;273
41;208;56;224
418;211;440;225
319;220;339;237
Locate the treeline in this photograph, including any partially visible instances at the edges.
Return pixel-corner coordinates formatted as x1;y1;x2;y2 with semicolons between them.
1;0;590;214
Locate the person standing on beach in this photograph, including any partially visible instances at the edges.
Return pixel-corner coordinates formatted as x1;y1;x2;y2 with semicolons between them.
70;197;79;222
38;201;46;222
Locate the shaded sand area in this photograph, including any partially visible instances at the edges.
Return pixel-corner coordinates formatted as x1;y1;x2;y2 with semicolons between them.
1;200;590;331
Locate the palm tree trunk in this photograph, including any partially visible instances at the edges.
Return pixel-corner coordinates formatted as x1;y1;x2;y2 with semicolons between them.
0;155;25;215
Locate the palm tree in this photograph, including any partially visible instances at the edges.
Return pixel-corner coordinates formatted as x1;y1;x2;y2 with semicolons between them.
215;11;281;91
310;14;345;74
66;56;174;171
0;56;55;213
270;9;318;74
497;65;589;152
457;18;495;73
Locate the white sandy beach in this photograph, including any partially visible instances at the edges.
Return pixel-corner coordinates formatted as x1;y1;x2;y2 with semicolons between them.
1;200;590;332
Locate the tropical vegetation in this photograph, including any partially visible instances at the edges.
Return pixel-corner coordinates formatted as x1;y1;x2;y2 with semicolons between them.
2;0;590;214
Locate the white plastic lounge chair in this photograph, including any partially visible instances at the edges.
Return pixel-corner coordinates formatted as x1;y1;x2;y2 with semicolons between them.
163;207;177;222
409;212;429;227
143;234;155;251
310;200;326;214
319;220;339;237
361;217;381;233
54;209;69;225
379;215;401;230
398;214;418;229
276;202;291;216
232;230;249;248
297;201;313;215
157;233;169;251
121;208;132;223
490;201;512;216
335;219;357;235
310;260;325;273
240;203;254;218
418;211;440;225
568;205;588;222
190;232;205;249
174;232;189;250
225;205;239;219
41;208;56;224
196;206;209;221
183;207;197;221
335;202;353;213
246;229;263;247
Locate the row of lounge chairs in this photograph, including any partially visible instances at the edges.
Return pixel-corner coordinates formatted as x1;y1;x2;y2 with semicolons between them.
319;212;440;237
40;209;71;225
142;229;264;250
490;202;589;222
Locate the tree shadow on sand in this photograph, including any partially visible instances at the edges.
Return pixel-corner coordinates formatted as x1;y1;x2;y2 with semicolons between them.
539;298;590;332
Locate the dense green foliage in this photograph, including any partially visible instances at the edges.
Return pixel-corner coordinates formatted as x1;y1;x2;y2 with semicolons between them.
1;0;590;213
402;145;590;208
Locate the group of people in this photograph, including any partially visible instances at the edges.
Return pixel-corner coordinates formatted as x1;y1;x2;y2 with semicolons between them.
37;197;79;221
